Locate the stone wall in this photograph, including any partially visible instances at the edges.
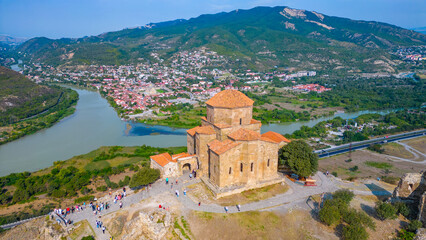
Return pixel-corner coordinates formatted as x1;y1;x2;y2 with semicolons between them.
419;193;426;226
208;140;279;189
150;159;178;178
187;134;195;155
207;106;253;126
393;172;426;199
195;133;216;177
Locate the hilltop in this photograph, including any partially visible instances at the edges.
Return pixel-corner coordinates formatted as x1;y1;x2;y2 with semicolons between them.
16;6;426;72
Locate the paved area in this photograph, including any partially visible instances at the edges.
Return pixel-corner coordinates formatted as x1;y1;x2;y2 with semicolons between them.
11;171;395;240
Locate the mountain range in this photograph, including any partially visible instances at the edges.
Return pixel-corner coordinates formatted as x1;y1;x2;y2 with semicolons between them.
14;6;426;73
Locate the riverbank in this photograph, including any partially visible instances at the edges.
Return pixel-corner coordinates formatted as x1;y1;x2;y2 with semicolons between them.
0;88;79;145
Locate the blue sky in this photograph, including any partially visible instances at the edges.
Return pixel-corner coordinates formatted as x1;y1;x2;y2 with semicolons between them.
0;0;425;39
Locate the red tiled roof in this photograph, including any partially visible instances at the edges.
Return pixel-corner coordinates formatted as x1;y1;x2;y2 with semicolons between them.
172;152;195;160
208;139;241;155
186;126;215;136
250;119;261;124
206;90;254;108
228;128;261;141
261;131;291;143
150;152;173;167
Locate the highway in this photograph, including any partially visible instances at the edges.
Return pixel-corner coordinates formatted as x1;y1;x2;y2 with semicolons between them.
315;129;426;158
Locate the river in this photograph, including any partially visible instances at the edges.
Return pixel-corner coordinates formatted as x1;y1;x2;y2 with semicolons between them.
0;87;395;176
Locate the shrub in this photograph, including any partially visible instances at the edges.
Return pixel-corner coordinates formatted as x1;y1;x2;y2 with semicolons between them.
333;189;355;204
74;195;95;204
342;222;368;240
394;202;410;217
81;236;95;240
397;229;416;240
367;144;384;154
406;220;422;232
96;186;107;192
331;172;338;177
375;201;397;220
343;209;376;230
129;168;160;188
319;200;341;226
349;166;359;172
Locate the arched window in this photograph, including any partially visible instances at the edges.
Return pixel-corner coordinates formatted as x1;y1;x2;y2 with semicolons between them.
251;162;254;172
240;163;243;172
229;167;232;174
240;118;242;125
267;159;270;167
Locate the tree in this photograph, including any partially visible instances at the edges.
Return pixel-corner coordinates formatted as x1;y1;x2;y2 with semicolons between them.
375;201;397;220
279;140;318;177
129;168;160;188
333;189;355;205
319;200;341;226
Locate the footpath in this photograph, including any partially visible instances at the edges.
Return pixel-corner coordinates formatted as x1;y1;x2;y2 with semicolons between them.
2;172;394;240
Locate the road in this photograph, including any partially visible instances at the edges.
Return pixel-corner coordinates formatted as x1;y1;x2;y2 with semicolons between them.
315;129;426;158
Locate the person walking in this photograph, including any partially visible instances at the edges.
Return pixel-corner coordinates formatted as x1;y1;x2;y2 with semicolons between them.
237;204;241;211
198;202;201;206
183;189;187;196
166;178;169;184
224;206;229;213
119;202;123;209
102;226;106;234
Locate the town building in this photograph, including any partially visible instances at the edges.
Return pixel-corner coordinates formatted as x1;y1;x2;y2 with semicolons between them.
150;90;290;197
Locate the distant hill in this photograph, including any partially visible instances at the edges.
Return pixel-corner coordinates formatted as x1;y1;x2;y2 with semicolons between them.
0;66;62;124
16;6;426;72
411;27;426;35
0;35;27;46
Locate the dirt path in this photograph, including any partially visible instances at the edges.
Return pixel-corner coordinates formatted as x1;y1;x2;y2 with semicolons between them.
397;141;426;160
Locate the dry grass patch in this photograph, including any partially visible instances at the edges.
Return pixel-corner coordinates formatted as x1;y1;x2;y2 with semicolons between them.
188;209;337;240
402;136;426;154
186;182;288;206
68;219;94;240
382;142;415;159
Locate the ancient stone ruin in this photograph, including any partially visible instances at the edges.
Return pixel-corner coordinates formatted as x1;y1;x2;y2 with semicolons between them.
393;171;426;227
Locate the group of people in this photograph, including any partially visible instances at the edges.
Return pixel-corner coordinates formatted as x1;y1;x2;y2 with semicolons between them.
95;219;106;234
224;204;242;213
89;201;111;215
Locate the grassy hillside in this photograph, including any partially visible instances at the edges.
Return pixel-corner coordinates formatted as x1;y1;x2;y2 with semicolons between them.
0;66;63;125
16;6;426;72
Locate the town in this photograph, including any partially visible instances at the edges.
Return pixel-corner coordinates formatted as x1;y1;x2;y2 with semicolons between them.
13;48;322;118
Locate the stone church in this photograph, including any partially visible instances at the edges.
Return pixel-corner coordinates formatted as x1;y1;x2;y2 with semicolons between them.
151;90;290;197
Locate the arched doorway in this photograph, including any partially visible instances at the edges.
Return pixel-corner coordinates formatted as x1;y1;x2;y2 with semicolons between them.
182;163;191;173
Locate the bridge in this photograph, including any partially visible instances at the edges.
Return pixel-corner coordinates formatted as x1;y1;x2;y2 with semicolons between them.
314;129;426;158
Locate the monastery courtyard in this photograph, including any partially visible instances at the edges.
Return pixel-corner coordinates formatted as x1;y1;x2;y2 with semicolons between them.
57;171;395;239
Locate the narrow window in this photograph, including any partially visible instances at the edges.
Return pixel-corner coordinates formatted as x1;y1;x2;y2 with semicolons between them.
240;163;243;172
240;118;242;125
229;167;232;174
251;162;254;172
267;159;270;167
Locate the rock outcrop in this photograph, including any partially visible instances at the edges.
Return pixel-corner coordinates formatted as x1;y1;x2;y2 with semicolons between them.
105;209;172;240
393;171;426;226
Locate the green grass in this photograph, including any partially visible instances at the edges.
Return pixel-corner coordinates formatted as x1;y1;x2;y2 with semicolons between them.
174;220;191;239
364;161;393;169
